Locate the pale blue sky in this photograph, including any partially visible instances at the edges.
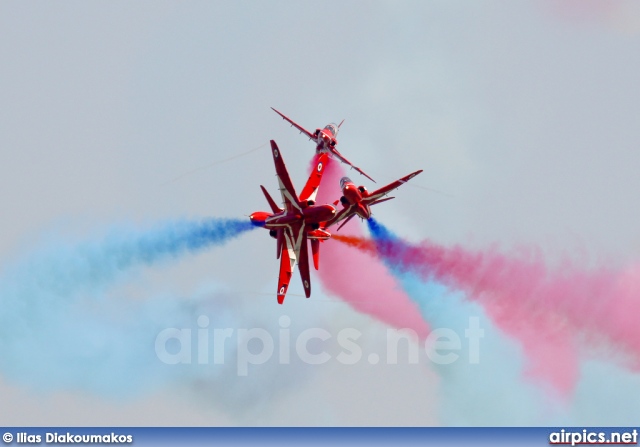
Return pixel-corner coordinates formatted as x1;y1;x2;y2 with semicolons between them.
1;1;640;426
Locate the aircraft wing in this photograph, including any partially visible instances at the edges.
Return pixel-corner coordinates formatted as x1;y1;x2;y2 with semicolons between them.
270;140;302;213
277;221;307;303
364;169;423;203
276;239;295;304
323;203;354;229
329;147;376;183
297;230;311;298
299;153;329;203
271;108;315;140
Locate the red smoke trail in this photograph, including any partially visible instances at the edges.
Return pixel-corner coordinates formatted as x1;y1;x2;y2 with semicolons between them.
336;223;640;397
331;234;377;254
312;156;430;338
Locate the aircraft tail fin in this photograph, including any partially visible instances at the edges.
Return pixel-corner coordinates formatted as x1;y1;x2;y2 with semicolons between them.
299;153;329;203
260;185;282;213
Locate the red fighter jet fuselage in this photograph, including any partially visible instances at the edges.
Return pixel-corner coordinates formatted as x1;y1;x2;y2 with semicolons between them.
340;177;372;219
271;107;375;182
325;169;424;231
313;123;340;153
249;141;336;304
250;210;333;242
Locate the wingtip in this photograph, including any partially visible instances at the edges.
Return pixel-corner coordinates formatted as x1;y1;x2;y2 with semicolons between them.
353;166;376;183
271;107;285;118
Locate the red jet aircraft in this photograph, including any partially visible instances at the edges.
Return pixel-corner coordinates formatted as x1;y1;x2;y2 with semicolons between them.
271;107;375;183
325;170;423;231
250;141;336;304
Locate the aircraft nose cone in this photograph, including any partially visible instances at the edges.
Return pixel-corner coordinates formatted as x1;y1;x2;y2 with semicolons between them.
249;211;270;224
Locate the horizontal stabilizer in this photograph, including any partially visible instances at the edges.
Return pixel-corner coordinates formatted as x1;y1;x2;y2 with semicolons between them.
336;214;355;231
369;197;395;206
311;239;320;270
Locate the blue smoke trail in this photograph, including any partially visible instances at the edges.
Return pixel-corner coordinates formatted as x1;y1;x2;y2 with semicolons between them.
0;218;255;396
15;217;255;291
367;217;393;242
366;218;557;424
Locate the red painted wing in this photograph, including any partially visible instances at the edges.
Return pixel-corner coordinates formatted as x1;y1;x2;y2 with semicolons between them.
271;108;315;140
277;221;306;303
329;147;376;183
298;230;311;298
270;140;301;213
276;243;294;304
323;203;354;229
363;170;423;203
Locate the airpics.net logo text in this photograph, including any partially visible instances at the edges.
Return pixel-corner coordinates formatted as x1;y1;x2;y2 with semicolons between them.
154;316;484;376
